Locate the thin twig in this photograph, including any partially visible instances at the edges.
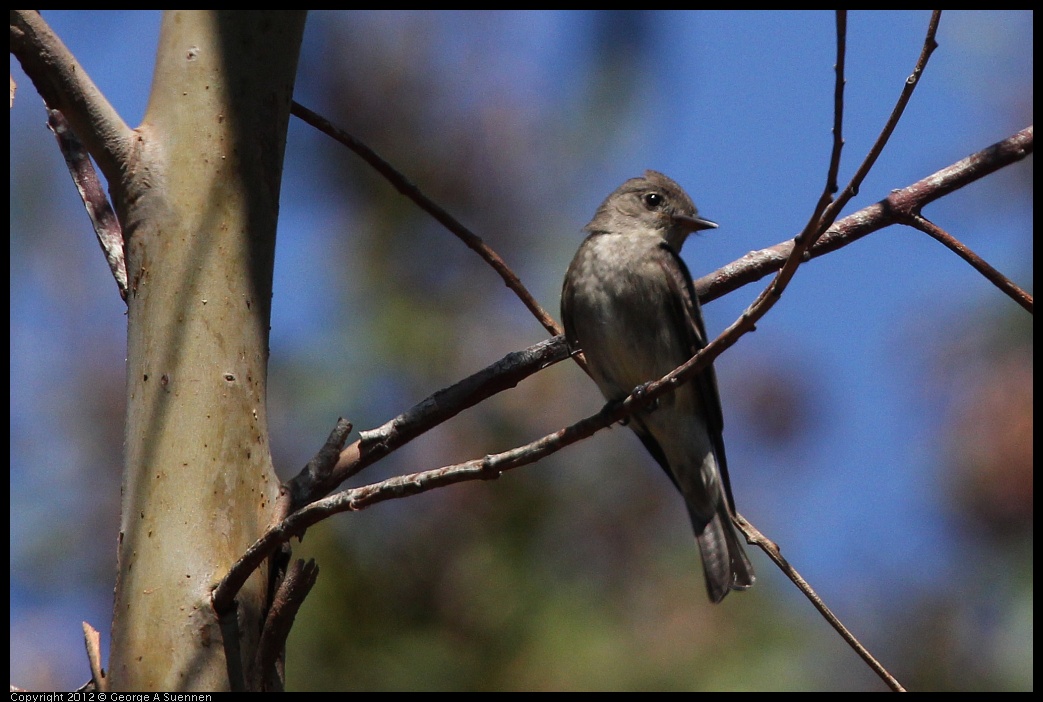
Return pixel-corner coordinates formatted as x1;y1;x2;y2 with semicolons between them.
903;214;1032;313
217;388;643;604
290;100;561;338
734;515;906;692
827;11;847;199
819;10;942;235
717;17;940;690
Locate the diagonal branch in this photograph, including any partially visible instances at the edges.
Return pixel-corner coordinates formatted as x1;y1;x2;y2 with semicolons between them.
305;335;568;509
900;213;1032;313
10;10;133;184
698;126;1033;305
736;515;906;691
46;108;129;301
290;100;562;338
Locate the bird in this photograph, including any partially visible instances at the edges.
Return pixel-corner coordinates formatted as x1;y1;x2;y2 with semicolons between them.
561;170;754;603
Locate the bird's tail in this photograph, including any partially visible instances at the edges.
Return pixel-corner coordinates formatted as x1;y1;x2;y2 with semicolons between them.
693;506;755;604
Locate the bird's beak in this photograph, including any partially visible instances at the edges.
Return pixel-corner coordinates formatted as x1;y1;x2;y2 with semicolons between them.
673;214;719;233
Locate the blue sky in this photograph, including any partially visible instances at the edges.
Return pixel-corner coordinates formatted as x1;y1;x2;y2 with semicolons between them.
10;11;1032;690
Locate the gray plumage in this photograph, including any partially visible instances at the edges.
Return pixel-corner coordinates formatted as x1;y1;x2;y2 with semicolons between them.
561;170;754;603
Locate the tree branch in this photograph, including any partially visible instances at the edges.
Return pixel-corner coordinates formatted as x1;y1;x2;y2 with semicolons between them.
902;213;1032;313
697;126;1034;304
734;515;905;692
10;10;133;184
290;100;562;338
254;559;318;691
46;108;128;300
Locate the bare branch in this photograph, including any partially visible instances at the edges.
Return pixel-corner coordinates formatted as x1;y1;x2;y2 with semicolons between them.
698;126;1034;304
10;10;133;183
755;10;942;322
278;418;353;520
290;100;562;338
734;515;906;692
827;10;847;200
285;335;570;512
255;559;318;692
220;387;634;601
820;10;942;234
903;214;1032;313
272;17;965;690
46;108;128;301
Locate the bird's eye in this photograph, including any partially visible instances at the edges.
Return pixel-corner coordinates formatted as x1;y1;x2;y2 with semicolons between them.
643;192;664;210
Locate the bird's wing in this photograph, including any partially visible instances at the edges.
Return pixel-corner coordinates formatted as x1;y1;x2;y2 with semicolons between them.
655;243;738;515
